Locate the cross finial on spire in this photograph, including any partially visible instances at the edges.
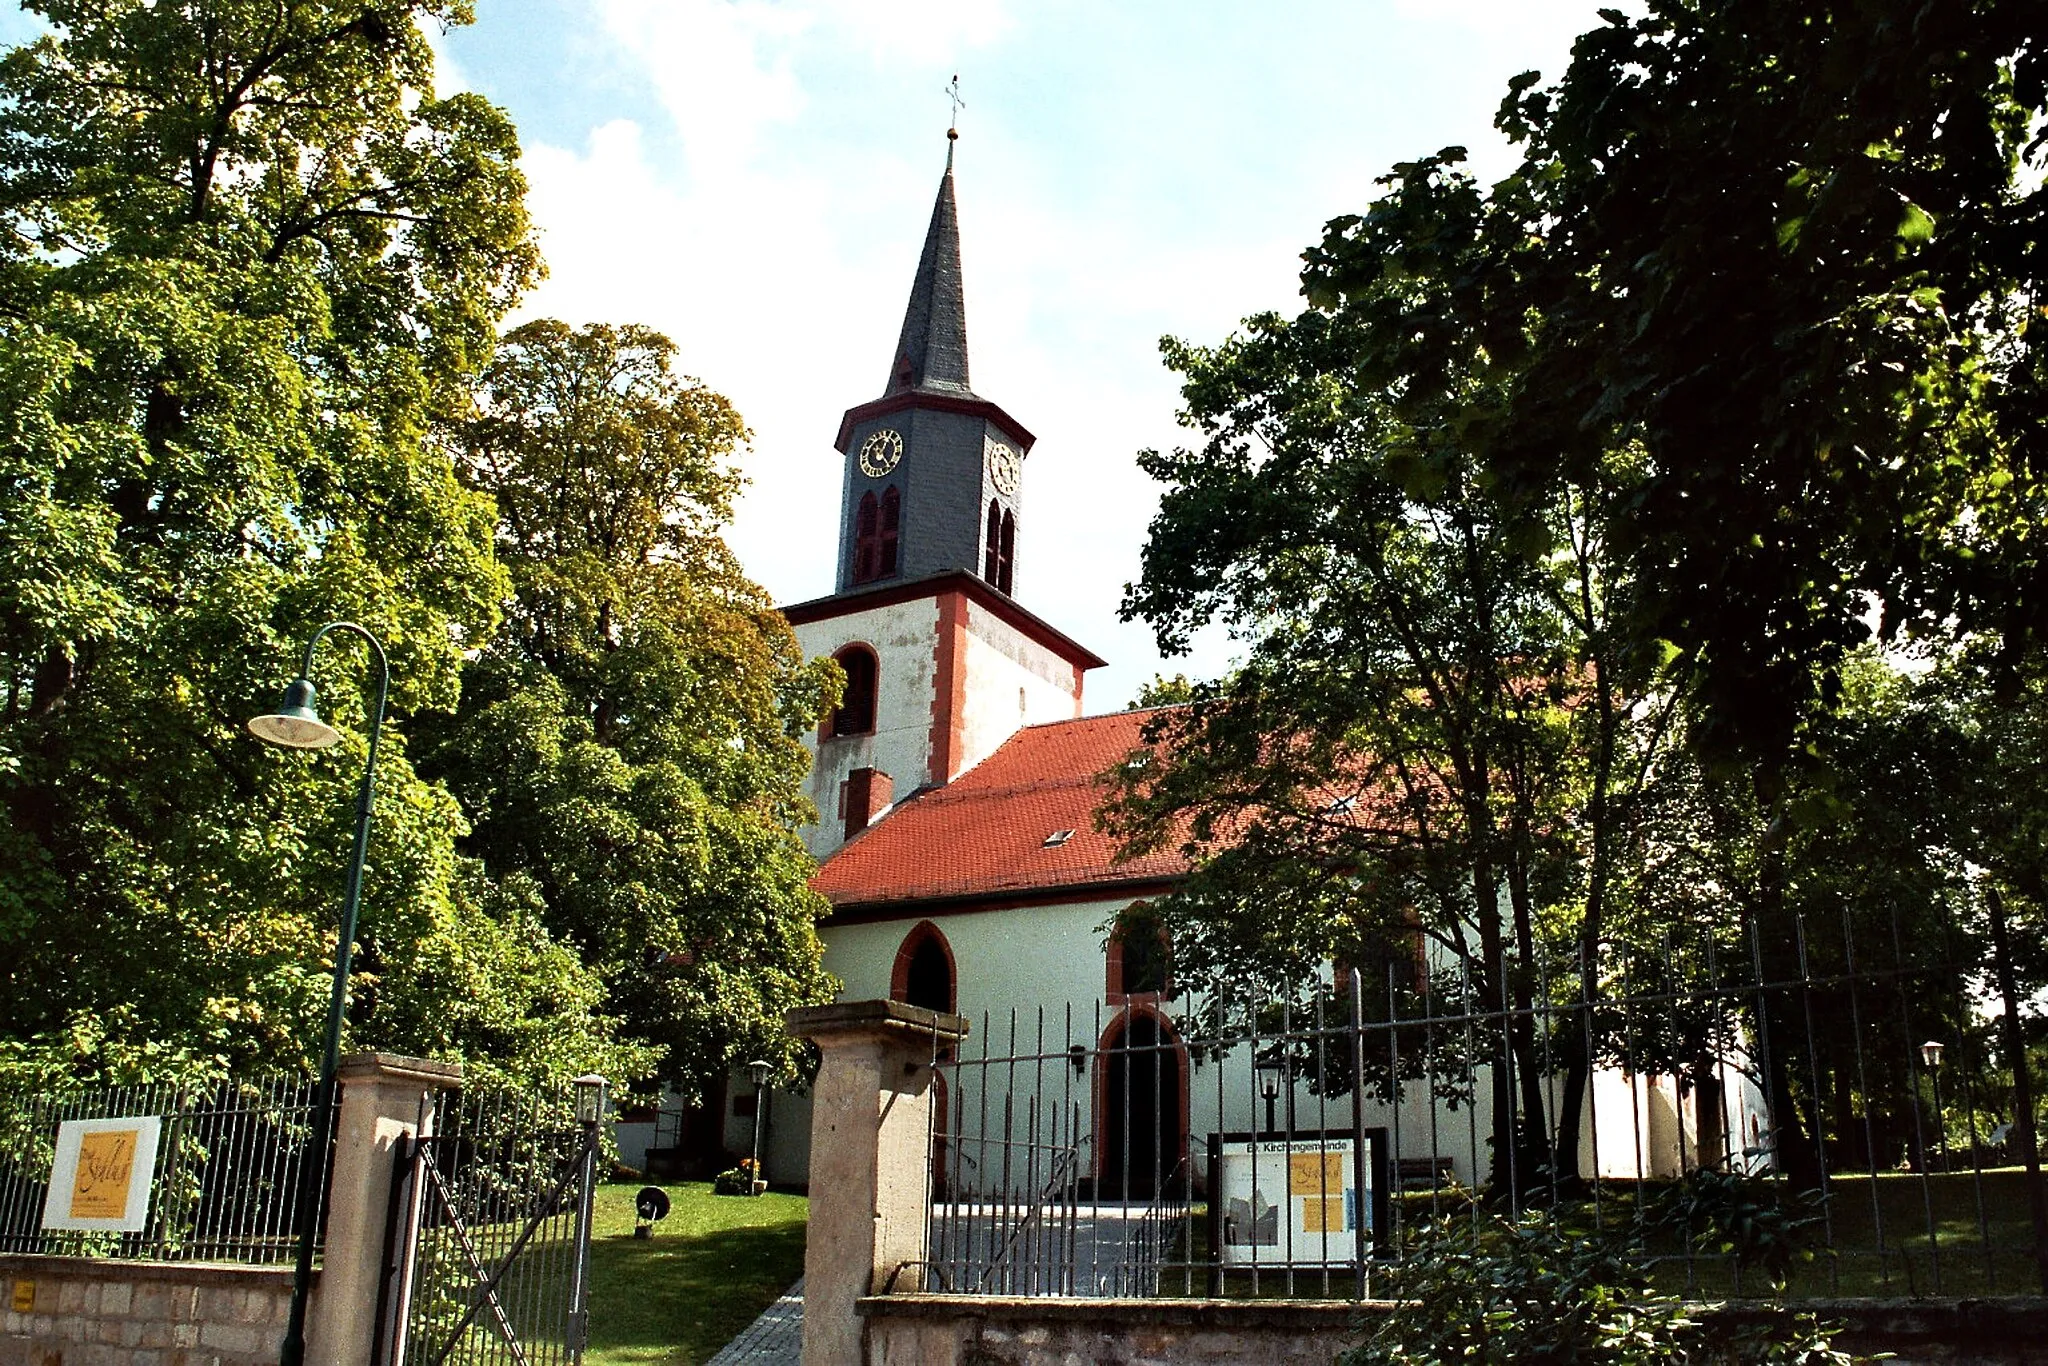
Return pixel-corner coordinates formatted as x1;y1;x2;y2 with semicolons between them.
945;74;964;167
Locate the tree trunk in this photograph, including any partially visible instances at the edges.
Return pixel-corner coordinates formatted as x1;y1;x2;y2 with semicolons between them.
1987;885;2048;1294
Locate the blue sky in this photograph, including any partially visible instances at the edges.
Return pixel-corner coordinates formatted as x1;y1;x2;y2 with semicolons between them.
8;0;1623;711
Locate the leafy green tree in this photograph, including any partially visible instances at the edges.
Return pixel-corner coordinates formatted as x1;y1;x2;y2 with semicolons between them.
421;320;841;1095
0;0;626;1086
1110;222;1687;1183
1469;0;2048;767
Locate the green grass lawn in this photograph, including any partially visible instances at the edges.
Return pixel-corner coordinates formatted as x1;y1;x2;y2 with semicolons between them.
584;1182;808;1366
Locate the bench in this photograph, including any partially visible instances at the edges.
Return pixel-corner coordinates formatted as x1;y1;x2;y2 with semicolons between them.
1395;1157;1458;1192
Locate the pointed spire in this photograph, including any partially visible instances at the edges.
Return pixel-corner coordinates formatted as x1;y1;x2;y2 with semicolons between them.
885;142;972;397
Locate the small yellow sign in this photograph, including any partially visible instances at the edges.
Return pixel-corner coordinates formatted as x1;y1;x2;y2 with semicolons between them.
10;1279;33;1313
1289;1151;1345;1198
68;1128;139;1221
1300;1196;1347;1233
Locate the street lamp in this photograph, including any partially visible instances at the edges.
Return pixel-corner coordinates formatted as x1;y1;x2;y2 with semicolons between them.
249;622;388;1366
1256;1055;1285;1137
745;1060;773;1194
1921;1040;1948;1174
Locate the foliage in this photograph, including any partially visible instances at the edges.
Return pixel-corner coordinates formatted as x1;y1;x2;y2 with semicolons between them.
1343;1213;1849;1366
1109;171;1689;1182
1460;0;2048;767
1655;1165;1830;1292
1114;0;2048;1192
713;1157;762;1195
420;320;840;1096
0;0;636;1087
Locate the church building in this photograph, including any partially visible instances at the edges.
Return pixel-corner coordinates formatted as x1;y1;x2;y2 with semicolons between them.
736;139;1765;1198
736;138;1239;1190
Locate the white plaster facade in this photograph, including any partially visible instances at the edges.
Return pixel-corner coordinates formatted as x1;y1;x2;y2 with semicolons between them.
792;582;1086;862
793;595;940;861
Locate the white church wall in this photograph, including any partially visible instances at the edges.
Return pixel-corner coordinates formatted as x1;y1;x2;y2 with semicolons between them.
794;596;941;859
954;603;1084;778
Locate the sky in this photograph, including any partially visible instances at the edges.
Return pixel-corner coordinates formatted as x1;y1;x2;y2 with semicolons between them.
4;0;1625;713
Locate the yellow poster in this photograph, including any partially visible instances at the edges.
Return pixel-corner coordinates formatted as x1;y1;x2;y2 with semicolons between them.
1300;1196;1346;1233
1289;1151;1345;1198
69;1128;139;1220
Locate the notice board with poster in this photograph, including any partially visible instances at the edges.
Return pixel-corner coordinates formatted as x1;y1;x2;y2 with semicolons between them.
40;1116;161;1233
1206;1128;1388;1274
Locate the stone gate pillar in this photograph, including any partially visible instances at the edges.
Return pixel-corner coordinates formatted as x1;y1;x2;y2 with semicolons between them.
304;1052;462;1366
788;1000;968;1366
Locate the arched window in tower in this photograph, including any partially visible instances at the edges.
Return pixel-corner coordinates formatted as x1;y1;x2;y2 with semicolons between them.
984;500;1002;584
829;645;878;737
997;510;1016;595
879;486;901;577
852;492;880;584
891;921;957;1013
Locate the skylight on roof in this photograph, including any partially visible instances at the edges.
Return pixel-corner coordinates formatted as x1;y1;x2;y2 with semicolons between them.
1043;829;1076;847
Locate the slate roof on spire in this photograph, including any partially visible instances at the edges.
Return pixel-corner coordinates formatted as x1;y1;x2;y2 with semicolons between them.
885;154;973;397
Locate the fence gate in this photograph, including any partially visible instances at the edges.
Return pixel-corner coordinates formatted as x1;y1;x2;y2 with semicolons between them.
380;1081;604;1366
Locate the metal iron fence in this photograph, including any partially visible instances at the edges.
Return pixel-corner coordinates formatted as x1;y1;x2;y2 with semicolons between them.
0;1074;324;1264
382;1081;600;1366
924;913;2048;1302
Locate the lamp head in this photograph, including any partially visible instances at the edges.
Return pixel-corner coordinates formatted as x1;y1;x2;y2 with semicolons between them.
573;1073;609;1125
247;678;341;750
1920;1040;1946;1069
746;1059;773;1087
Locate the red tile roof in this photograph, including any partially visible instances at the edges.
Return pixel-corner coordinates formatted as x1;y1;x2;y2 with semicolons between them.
811;709;1191;909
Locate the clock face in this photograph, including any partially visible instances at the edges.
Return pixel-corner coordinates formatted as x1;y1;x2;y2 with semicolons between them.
857;428;904;478
985;436;1020;497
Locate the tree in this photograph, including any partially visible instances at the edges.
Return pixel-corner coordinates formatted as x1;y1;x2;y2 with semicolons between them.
1116;0;2048;1197
1110;197;1687;1184
1466;0;2048;767
420;320;841;1095
0;0;626;1086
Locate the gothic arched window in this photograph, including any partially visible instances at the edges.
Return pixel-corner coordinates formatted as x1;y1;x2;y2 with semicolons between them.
830;645;878;737
852;492;880;584
879;486;901;577
997;510;1016;595
984;500;1002;584
891;921;957;1014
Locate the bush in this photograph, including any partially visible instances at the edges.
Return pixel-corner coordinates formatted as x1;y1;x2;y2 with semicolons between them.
1343;1213;1849;1365
713;1158;761;1196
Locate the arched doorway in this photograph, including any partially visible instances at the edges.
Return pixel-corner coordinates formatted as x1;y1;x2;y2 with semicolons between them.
1097;1009;1187;1200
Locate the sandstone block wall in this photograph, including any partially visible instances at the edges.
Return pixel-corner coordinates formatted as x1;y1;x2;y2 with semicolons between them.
0;1255;295;1366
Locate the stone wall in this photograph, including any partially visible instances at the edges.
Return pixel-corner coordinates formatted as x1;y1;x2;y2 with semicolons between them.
0;1254;295;1366
862;1297;1363;1365
861;1293;2048;1366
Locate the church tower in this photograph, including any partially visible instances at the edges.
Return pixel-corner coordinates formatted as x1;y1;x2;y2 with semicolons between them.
832;133;1032;596
784;135;1104;861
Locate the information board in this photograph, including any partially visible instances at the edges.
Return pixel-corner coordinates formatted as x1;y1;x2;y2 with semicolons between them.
1206;1128;1387;1270
41;1116;161;1233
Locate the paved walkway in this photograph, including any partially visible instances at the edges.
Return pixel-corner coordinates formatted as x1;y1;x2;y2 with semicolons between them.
706;1276;803;1365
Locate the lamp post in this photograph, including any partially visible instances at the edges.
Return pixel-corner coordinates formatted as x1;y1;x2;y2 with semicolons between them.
1920;1040;1948;1174
248;622;388;1366
745;1060;772;1194
1256;1055;1284;1137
